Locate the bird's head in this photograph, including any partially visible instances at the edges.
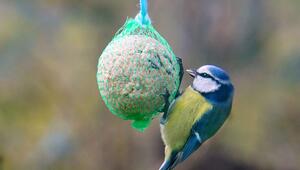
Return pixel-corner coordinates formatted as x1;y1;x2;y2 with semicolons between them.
187;65;234;103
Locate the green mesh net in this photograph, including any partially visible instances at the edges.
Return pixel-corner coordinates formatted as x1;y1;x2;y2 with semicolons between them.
97;18;182;131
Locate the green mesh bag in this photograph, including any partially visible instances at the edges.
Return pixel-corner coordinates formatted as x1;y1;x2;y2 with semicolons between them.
97;11;183;131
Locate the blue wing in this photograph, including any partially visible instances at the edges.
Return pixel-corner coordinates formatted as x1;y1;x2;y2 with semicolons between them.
180;130;203;162
180;105;231;162
179;110;212;162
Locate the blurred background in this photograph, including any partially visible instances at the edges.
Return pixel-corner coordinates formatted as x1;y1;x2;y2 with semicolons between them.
1;0;300;170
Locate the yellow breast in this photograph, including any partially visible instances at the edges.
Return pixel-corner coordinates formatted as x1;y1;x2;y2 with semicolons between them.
161;86;213;151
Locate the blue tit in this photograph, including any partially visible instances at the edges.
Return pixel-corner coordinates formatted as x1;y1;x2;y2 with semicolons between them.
159;65;234;170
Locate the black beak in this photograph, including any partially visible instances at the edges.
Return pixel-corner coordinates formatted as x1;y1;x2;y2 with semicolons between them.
186;69;197;78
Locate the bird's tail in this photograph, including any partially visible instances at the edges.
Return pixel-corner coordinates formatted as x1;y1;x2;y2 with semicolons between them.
159;151;180;170
160;132;203;170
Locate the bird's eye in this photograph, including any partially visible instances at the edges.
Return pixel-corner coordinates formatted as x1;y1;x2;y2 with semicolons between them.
199;73;210;78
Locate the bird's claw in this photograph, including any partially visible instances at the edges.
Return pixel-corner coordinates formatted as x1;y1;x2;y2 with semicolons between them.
160;89;170;124
160;89;170;112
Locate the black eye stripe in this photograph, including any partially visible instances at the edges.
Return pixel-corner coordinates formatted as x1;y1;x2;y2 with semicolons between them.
196;72;221;84
199;73;210;78
197;72;212;78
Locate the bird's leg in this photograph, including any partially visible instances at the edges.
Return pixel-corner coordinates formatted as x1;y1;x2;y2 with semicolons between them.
160;89;170;124
162;89;170;113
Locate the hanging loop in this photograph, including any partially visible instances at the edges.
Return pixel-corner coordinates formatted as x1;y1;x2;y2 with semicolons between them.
135;0;151;25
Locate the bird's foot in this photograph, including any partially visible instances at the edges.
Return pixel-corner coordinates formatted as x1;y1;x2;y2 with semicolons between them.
160;89;170;124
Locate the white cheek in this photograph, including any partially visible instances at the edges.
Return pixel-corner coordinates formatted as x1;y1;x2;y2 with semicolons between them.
193;77;220;93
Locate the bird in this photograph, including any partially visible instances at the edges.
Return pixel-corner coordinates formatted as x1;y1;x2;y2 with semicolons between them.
159;65;234;170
